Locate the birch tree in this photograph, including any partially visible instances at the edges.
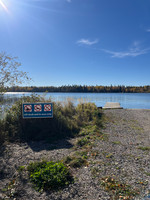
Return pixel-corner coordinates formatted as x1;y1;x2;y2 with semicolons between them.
0;52;31;93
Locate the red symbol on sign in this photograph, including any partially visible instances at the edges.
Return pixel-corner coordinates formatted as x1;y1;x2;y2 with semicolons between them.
24;105;32;112
44;104;51;112
34;105;42;112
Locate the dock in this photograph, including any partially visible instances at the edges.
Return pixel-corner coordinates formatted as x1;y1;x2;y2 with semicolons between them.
103;102;123;109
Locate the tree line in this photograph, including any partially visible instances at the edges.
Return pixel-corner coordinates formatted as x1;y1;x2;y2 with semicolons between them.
6;85;150;93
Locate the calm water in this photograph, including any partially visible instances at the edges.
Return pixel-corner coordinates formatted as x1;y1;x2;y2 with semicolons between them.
1;92;150;109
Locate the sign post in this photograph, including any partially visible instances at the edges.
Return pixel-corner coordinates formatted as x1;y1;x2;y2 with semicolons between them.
22;103;53;119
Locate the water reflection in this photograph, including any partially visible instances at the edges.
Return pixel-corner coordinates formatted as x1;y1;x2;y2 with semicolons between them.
0;93;28;119
1;92;150;111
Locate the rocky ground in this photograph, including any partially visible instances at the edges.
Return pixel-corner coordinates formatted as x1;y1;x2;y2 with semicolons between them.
0;109;150;200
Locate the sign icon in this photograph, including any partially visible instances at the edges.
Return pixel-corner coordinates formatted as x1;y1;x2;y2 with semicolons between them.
24;105;32;112
23;103;53;118
44;104;51;112
34;104;42;112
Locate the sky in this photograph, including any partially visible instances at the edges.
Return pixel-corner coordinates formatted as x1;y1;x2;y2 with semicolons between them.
0;0;150;87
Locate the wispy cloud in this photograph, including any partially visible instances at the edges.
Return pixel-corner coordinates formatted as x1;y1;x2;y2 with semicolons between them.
103;48;149;58
146;28;150;32
102;42;149;58
77;38;99;46
66;0;71;2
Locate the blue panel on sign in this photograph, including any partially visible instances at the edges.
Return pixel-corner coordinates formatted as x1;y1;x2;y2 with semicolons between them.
22;103;53;118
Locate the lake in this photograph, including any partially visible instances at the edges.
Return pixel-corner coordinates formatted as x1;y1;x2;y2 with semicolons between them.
1;92;150;109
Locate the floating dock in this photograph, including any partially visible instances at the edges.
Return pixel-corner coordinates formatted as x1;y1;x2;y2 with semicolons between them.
103;102;123;109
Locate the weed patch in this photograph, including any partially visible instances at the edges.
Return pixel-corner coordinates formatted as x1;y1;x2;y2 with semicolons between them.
76;136;91;147
91;167;101;178
2;179;17;198
100;176;139;199
27;160;73;191
144;172;150;176
78;125;99;136
112;141;121;145
17;166;25;173
64;153;88;168
75;150;88;159
138;146;150;151
106;153;113;159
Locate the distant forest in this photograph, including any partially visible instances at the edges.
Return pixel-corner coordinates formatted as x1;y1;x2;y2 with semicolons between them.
6;85;150;93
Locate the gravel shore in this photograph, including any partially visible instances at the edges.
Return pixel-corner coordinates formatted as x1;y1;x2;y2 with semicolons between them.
0;109;150;200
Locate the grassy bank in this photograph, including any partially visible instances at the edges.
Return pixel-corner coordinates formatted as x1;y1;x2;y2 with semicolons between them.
0;94;103;145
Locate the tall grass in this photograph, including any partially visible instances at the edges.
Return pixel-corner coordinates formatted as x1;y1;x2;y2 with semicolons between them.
0;95;103;144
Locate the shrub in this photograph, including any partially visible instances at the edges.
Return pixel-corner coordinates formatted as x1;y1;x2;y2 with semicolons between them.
27;160;73;191
0;96;103;144
76;102;102;126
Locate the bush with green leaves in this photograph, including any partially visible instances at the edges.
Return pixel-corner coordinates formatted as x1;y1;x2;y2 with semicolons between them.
27;160;73;191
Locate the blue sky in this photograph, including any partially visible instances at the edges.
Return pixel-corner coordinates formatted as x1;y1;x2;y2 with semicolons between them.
0;0;150;86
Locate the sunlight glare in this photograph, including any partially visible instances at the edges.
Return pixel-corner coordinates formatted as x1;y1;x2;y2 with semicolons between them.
0;0;9;13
